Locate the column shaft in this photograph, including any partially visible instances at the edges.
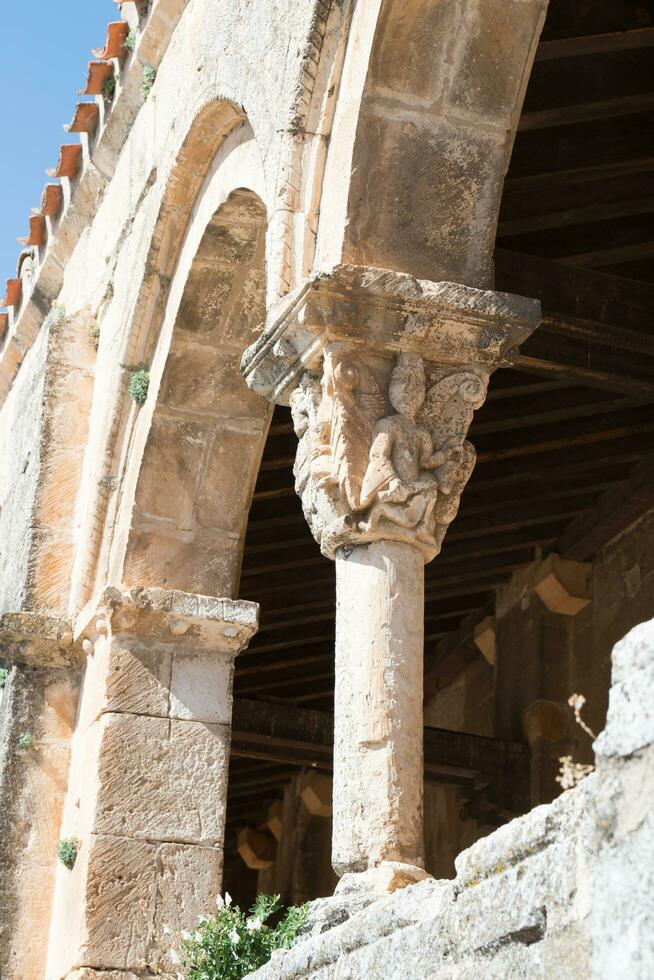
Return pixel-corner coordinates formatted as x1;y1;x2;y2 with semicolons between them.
333;541;424;875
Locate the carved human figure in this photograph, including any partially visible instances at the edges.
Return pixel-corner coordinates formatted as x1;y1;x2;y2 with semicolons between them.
290;345;488;559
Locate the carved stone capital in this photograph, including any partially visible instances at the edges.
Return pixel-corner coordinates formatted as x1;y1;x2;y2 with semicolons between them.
242;264;540;404
74;586;260;655
242;265;540;560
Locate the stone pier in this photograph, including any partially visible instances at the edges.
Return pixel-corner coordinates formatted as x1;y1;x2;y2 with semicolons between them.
243;264;541;883
44;587;258;979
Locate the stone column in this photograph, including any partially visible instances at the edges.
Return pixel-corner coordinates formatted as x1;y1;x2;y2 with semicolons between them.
242;264;540;883
45;586;258;979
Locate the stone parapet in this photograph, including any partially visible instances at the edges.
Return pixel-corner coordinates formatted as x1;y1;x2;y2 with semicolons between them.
249;617;654;980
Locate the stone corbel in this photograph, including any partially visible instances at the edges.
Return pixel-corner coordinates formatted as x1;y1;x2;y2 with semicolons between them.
242;264;540;561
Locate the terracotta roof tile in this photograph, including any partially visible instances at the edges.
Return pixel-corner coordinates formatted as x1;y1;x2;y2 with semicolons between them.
39;184;63;218
65;103;100;135
46;144;83;179
0;313;8;341
79;61;115;96
2;280;22;309
19;216;46;248
92;22;129;60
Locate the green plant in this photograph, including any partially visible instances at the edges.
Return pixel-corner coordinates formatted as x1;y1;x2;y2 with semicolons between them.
141;65;157;98
89;323;100;340
0;667;8;689
102;76;116;102
129;369;150;406
125;29;137;52
180;893;308;980
57;837;79;870
18;732;35;750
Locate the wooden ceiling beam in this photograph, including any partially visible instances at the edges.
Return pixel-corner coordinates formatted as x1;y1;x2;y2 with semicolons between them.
518;92;654;131
535;27;654;62
231;699;530;804
560;456;654;560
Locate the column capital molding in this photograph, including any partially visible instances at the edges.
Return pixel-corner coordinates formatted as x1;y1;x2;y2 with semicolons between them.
242;265;540;561
0;612;82;668
74;587;259;654
241;263;541;405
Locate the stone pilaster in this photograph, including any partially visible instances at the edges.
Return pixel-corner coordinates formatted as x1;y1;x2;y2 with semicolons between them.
242;264;541;881
44;587;258;979
0;613;82;980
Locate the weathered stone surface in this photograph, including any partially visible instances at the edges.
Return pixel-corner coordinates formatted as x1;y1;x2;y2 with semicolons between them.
333;542;424;875
78;835;157;971
150;843;222;971
249;621;654;980
94;712;230;844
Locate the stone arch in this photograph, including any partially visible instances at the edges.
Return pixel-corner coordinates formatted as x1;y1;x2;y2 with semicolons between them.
65;103;274;607
312;0;547;287
98;113;271;599
119;189;269;597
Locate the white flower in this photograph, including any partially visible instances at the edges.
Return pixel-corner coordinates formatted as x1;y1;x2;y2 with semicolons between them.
246;917;263;932
216;893;224;909
170;949;181;965
181;930;191;941
198;914;209;923
225;891;233;907
229;927;240;944
162;924;172;936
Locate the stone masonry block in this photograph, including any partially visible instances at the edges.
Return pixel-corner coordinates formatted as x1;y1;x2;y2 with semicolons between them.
169;651;234;724
93;713;230;844
150;843;222;971
78;835;158;971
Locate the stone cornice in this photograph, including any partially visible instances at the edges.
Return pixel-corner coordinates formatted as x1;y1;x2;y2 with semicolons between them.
242;264;541;405
0;612;82;669
74;586;260;654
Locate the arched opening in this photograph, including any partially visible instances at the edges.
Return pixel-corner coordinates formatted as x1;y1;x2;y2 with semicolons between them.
121;189;269;597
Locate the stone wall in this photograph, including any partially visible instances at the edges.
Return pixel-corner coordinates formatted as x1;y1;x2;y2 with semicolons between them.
249;618;654;979
0;322;49;614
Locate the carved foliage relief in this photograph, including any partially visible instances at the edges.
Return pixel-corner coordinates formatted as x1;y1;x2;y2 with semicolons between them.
290;344;488;561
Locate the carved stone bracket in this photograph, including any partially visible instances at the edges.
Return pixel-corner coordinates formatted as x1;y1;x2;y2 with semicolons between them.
242;264;540;560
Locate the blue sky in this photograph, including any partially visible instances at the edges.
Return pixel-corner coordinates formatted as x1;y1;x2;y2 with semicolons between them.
0;1;116;290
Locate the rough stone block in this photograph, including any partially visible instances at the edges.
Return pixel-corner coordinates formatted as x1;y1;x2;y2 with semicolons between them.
195;427;263;532
94;713;230;844
78;636;172;731
150;843;222;971
446;0;544;123
78;835;157;971
169;651;234;724
122;525;241;598
134;414;208;525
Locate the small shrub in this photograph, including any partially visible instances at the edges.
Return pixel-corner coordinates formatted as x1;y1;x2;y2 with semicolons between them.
129;369;150;406
102;76;116;103
18;732;35;750
125;29;137;52
141;65;157;99
180;893;308;980
0;666;8;689
57;837;79;870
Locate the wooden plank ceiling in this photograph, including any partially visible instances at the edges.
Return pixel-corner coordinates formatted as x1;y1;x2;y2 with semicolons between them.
226;0;654;840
